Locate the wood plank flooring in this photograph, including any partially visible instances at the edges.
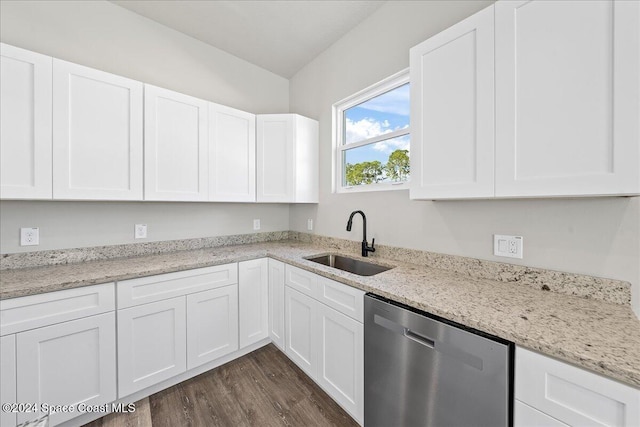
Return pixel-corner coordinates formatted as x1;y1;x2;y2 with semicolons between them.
84;344;359;427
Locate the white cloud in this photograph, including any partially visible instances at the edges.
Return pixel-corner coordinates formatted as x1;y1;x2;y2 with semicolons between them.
372;135;410;154
345;117;392;144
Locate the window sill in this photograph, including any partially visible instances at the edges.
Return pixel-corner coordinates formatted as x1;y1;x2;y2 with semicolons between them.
336;181;409;194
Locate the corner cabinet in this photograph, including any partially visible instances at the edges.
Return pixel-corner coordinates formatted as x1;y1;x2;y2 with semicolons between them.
209;103;256;202
144;84;209;201
52;59;144;200
410;0;640;199
257;114;319;203
239;259;269;348
0;43;52;200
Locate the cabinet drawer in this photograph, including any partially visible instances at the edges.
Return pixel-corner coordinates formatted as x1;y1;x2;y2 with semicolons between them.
285;264;319;299
117;264;237;308
318;277;364;323
0;283;115;336
516;346;640;427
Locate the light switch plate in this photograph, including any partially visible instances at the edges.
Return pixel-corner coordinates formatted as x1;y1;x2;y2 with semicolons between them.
494;234;523;259
20;227;39;246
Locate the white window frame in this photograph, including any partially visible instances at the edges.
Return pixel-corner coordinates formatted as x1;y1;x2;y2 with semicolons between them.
332;69;410;194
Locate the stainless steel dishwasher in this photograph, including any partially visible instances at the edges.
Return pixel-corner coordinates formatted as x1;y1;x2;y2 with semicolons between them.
365;294;513;427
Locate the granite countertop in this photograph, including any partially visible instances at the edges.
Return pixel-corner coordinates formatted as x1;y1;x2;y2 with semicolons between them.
1;240;639;389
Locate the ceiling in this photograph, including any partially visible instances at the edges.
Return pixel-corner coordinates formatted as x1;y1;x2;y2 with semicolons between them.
111;1;386;79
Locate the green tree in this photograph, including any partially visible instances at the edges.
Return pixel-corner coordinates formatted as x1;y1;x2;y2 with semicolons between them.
385;149;410;181
345;161;383;185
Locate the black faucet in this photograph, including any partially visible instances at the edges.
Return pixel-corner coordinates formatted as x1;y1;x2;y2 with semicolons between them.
346;210;375;257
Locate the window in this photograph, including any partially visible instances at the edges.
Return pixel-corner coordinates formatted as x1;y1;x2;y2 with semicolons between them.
333;70;410;193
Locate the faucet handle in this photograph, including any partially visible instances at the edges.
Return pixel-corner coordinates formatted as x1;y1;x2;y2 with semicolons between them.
369;238;376;252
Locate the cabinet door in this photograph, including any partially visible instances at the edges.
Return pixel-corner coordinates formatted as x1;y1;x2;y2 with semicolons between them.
495;0;640;197
118;297;186;397
1;335;17;427
268;259;285;350
209;103;256;202
317;304;364;424
284;286;318;378
238;259;269;348
16;312;116;426
0;43;52;200
516;346;640;427
144;84;208;201
409;5;495;199
257;114;294;202
514;400;569;427
186;286;238;370
52;59;143;200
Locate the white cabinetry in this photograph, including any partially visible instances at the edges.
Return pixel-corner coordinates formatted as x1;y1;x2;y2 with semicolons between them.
0;283;117;427
118;297;187;397
411;0;640;199
117;264;239;397
0;43;52;199
285;286;319;377
283;264;364;424
52;59;143;200
186;286;238;370
257;114;319;203
0;335;17;427
268;259;286;350
239;259;269;348
515;346;640;427
17;312;117;425
495;0;639;197
209;103;256;202
144;84;209;201
410;5;494;199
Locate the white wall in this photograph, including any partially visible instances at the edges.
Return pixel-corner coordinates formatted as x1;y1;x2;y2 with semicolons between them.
288;0;640;316
0;0;290;253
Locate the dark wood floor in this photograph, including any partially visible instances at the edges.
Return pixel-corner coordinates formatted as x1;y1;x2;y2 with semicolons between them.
84;344;359;427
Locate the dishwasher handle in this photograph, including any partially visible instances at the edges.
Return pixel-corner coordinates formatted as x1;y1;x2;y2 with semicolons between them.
404;329;435;348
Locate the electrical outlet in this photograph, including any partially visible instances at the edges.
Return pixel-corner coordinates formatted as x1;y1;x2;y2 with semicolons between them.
307;219;313;231
20;227;40;246
253;219;261;230
135;224;147;239
494;235;523;259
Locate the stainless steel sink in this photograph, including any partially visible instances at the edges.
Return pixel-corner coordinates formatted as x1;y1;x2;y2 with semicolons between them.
305;254;392;276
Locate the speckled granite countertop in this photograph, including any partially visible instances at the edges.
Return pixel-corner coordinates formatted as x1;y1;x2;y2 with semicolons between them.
1;240;639;389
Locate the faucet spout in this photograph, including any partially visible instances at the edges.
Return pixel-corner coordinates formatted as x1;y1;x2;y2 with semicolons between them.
346;210;375;257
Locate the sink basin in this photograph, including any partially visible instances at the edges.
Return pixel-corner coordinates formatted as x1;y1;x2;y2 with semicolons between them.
305;254;393;276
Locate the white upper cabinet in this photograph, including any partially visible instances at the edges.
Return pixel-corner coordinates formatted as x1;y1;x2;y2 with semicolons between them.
411;0;639;199
410;6;495;200
209;103;256;202
495;0;640;197
52;59;143;200
144;84;209;201
257;114;319;203
0;43;52;199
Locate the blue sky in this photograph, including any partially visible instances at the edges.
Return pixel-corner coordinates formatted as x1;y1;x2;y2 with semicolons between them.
343;83;410;166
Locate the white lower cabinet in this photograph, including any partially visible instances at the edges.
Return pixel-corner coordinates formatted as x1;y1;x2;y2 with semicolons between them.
17;312;117;426
268;259;285;350
283;266;364;425
285;286;319;378
186;286;238;370
317;303;364;423
239;259;269;348
515;346;640;427
1;334;17;427
117;297;187;398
